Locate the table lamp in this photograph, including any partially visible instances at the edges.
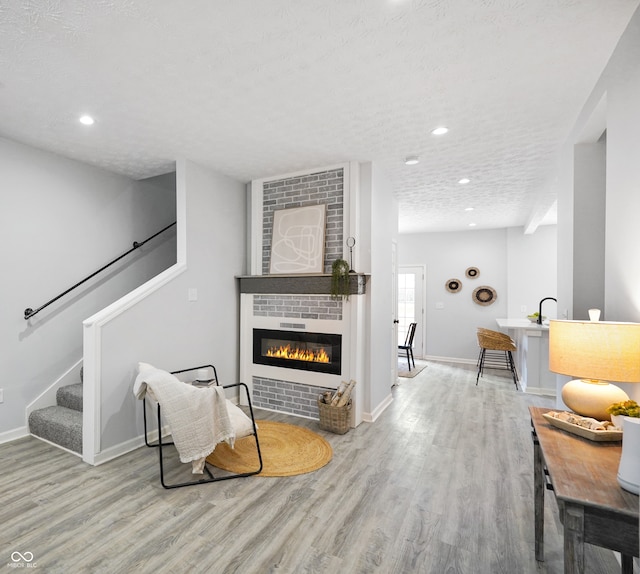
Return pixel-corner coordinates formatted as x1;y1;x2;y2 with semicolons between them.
549;319;640;494
549;319;640;420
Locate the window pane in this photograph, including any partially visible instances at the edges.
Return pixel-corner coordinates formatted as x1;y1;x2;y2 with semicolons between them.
398;271;418;347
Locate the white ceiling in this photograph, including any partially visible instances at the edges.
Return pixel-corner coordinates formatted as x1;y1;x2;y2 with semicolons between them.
1;1;638;233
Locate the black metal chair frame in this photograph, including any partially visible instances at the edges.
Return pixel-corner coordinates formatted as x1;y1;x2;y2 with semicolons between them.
398;322;417;371
143;364;263;489
476;348;519;390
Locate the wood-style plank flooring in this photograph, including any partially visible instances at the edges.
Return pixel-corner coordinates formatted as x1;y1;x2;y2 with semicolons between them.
1;361;637;573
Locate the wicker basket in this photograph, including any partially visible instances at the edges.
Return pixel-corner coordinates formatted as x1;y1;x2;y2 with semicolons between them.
317;399;352;434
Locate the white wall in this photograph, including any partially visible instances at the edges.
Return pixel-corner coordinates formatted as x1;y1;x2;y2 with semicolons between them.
506;225;558;320
556;6;640;402
398;226;557;362
87;159;246;455
362;162;397;415
602;13;640;326
0;137;176;438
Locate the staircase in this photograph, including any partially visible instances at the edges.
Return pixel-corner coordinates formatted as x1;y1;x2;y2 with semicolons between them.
29;375;83;455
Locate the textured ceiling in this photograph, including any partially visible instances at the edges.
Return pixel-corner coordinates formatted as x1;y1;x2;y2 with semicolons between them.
0;0;638;233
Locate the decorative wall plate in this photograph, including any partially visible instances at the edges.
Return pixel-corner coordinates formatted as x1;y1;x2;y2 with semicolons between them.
473;285;497;306
445;278;462;293
465;267;480;279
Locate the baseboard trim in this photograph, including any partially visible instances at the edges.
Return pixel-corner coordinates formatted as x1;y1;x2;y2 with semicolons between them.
524;386;556;398
425;355;476;366
362;393;393;423
250;405;318;422
88;426;171;466
30;434;82;458
0;426;29;445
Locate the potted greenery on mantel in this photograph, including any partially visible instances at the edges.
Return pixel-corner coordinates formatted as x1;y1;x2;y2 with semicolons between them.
331;259;351;301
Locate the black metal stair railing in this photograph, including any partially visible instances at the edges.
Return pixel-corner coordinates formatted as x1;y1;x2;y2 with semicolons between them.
24;221;176;320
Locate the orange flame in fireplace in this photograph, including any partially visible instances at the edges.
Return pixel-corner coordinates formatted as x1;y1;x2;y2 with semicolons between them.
265;344;330;363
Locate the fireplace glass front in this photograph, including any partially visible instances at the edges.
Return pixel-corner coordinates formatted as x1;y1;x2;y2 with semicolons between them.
253;329;342;375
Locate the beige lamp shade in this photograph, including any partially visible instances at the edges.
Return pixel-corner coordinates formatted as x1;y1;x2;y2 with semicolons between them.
549;320;640;420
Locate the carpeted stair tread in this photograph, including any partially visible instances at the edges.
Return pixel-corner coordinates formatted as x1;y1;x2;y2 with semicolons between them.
29;406;82;454
56;383;83;412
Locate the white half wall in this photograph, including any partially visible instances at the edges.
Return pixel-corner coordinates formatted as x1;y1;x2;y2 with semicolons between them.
83;159;246;462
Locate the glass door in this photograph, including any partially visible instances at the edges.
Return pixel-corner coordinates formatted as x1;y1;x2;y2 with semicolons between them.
398;266;425;358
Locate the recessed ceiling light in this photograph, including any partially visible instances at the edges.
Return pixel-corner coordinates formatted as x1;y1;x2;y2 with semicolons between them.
458;178;470;184
465;207;474;212
79;115;95;126
469;223;477;227
404;156;419;165
431;126;448;135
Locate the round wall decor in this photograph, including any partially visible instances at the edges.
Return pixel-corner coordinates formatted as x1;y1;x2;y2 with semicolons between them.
473;285;497;306
445;278;462;293
465;267;480;279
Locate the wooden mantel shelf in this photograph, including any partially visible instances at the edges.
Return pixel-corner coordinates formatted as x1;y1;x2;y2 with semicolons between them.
237;273;369;296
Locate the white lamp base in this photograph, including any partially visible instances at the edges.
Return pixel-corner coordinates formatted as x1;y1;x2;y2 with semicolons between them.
561;379;629;421
618;417;640;494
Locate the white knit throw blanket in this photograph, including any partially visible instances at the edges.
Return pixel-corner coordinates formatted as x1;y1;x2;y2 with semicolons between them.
133;366;235;467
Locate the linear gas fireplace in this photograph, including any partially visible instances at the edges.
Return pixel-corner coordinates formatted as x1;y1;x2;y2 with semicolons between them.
253;328;342;375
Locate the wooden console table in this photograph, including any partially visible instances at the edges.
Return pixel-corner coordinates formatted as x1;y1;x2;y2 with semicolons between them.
530;407;639;573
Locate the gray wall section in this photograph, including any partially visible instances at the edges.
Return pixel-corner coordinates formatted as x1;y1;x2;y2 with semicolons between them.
251;161;397;420
261;168;344;274
573;142;606;320
253;168;346;418
254;295;342;321
252;377;334;418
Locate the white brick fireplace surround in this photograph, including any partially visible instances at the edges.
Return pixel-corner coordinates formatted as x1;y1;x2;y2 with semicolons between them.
240;163;369;428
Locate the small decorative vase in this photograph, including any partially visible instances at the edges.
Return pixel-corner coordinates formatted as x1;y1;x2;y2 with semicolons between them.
588;308;601;322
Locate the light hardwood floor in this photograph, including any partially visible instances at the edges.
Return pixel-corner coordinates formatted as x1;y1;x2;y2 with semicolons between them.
1;361;636;573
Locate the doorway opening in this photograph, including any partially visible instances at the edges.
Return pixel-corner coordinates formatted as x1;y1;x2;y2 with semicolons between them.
398;266;425;358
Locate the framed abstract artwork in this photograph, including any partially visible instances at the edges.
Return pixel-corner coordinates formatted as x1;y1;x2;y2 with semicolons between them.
269;204;326;274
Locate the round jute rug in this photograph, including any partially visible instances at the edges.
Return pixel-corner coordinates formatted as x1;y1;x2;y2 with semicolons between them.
206;420;332;477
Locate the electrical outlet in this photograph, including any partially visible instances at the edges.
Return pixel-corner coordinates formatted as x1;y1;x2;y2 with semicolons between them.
188;288;198;302
435;302;444;310
520;305;527;313
0;388;3;403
